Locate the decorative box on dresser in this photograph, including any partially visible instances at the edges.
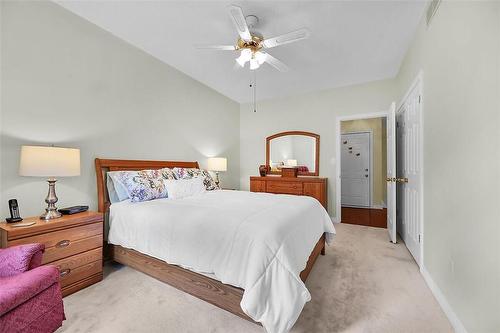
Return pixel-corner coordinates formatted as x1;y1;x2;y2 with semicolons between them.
0;211;104;296
250;176;328;210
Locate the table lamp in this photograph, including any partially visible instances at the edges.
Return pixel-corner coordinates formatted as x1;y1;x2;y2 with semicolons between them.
207;157;227;187
19;145;81;220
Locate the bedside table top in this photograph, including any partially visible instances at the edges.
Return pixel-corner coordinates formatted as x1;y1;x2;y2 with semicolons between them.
0;211;103;241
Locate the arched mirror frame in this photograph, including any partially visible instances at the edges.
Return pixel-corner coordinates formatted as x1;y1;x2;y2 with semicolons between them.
266;131;320;176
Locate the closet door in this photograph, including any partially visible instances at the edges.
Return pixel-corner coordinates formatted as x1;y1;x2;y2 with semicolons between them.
386;102;397;244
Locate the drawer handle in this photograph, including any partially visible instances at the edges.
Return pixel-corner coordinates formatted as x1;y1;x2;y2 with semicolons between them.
56;239;70;248
60;268;71;277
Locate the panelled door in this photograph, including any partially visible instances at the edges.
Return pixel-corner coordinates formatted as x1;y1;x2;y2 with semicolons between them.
386;102;397;243
341;132;371;207
396;80;422;265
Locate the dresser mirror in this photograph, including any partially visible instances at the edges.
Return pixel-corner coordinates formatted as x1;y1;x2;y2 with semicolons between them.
266;131;320;176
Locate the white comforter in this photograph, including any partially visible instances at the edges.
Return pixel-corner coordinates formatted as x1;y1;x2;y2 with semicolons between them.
109;190;335;333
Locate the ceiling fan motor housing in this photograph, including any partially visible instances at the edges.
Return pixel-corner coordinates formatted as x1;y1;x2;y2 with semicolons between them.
237;36;263;52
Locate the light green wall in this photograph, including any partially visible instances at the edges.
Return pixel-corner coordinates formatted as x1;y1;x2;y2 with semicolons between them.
396;2;500;332
0;1;240;217
240;79;397;216
341;118;387;207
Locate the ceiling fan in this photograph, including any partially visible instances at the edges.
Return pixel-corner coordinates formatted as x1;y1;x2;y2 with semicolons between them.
195;5;310;72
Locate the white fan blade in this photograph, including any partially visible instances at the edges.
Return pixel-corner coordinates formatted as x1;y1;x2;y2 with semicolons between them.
194;44;236;50
227;5;252;42
262;28;310;48
265;53;289;72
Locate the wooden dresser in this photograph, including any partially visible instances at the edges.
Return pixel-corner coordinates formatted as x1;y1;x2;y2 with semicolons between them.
250;176;328;209
0;211;103;296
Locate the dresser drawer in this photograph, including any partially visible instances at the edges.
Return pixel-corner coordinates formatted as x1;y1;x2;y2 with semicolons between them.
9;222;103;263
303;182;327;209
250;180;266;192
266;181;303;195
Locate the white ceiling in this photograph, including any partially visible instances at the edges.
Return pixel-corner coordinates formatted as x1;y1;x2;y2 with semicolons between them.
56;1;426;103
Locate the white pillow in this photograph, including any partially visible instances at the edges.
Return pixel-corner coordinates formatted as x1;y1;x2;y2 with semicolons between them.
165;177;206;199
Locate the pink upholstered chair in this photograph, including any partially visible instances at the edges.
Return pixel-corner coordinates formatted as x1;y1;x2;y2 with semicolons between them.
0;244;65;333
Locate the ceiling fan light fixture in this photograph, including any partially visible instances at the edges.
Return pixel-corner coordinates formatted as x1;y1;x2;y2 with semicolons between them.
255;51;267;65
236;48;252;67
250;57;260;70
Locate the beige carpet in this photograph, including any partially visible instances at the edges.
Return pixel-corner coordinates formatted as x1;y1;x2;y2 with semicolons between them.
58;223;452;333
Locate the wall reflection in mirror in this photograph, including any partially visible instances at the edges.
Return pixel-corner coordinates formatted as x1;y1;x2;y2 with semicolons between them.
266;131;320;176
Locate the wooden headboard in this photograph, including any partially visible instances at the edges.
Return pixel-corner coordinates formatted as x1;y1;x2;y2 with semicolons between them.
95;158;199;213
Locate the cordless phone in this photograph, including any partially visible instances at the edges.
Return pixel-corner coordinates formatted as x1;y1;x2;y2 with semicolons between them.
6;199;23;223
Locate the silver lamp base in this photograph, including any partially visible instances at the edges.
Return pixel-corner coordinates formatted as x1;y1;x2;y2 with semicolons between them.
214;171;220;187
40;178;62;220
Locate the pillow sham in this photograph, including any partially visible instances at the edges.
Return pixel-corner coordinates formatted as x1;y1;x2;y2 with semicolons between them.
117;169;168;202
173;167;220;190
107;171;134;203
160;167;177;180
107;168;177;203
164;177;206;199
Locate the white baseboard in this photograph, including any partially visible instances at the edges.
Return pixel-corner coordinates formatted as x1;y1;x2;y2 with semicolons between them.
420;267;467;333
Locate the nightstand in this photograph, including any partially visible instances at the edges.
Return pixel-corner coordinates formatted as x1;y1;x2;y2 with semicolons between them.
0;211;104;296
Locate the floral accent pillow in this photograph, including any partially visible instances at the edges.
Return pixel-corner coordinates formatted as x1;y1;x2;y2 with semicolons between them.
117;169;169;202
160;167;177;180
172;168;220;191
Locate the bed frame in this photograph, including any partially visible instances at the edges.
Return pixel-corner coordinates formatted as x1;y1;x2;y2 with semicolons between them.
95;158;325;323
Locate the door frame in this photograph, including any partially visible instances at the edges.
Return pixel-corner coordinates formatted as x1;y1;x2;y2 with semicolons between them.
397;71;424;269
340;130;373;208
335;111;388;223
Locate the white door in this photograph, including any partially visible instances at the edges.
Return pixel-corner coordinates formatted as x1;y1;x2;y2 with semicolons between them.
341;132;370;207
387;102;397;243
397;81;422;265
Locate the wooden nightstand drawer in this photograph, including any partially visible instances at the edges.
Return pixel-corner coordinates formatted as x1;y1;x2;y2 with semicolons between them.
59;259;102;288
52;247;103;288
1;211;104;297
9;222;102;264
266;181;303;195
57;256;102;288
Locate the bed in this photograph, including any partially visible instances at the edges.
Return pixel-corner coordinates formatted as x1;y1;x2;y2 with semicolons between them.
95;158;335;333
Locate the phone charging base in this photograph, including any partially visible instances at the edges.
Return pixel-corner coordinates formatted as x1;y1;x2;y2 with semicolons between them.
6;217;23;223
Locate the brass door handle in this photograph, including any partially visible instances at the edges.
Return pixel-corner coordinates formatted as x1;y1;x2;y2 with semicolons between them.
386;177;396;182
396;178;408;183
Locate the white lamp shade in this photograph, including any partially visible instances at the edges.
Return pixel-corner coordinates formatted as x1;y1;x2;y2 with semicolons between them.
207;157;227;172
19;145;81;177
